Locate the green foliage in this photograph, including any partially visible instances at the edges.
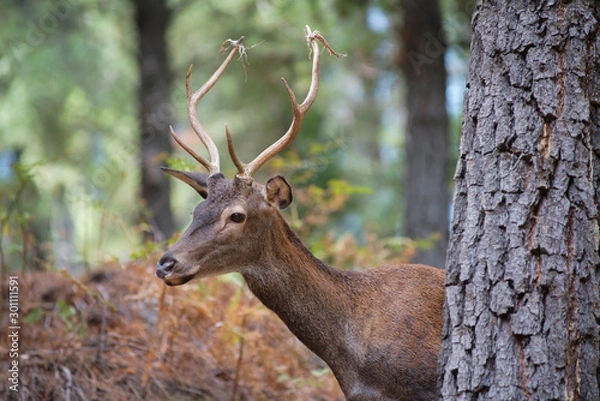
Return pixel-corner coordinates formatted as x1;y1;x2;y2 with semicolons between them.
24;306;44;324
129;239;164;261
280;152;416;269
1;1;138;268
277;367;332;394
413;232;443;251
1;0;467;269
165;156;199;173
0;160;51;272
57;298;88;338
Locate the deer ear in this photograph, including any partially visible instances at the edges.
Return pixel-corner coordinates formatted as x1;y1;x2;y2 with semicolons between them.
264;175;293;210
161;167;209;198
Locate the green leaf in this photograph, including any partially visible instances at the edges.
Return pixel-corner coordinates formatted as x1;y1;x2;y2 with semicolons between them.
277;374;291;382
310;368;331;377
24;307;44;323
328;179;372;196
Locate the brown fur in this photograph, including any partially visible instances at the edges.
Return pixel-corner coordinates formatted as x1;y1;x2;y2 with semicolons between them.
157;174;445;400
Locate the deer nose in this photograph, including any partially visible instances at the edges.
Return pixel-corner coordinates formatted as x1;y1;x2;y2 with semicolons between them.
156;255;176;279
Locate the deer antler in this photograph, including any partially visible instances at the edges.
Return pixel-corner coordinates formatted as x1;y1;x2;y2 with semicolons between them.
170;37;246;174
228;26;345;180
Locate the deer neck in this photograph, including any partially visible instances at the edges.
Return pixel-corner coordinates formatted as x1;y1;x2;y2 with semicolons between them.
241;216;354;363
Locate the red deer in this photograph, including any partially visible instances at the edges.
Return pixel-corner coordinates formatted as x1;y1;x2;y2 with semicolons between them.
156;27;445;401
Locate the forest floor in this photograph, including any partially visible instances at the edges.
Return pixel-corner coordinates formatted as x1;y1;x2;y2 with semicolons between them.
0;257;344;400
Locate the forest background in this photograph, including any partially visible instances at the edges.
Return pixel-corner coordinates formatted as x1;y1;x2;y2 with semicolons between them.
0;0;475;275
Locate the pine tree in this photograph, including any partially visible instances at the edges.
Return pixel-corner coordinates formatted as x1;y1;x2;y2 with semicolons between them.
439;1;600;400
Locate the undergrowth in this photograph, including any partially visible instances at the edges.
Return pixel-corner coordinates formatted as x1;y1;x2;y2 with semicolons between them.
0;260;344;400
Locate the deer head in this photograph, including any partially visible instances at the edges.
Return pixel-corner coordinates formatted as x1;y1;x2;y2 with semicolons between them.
156;27;337;286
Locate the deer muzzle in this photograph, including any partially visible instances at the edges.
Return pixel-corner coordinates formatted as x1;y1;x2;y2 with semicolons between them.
156;253;194;286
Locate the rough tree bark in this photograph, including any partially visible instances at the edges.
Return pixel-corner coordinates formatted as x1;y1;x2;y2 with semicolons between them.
439;1;600;400
397;0;450;269
134;0;174;242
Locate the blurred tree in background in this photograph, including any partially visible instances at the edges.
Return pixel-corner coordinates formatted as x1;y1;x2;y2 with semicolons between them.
0;0;473;272
133;0;174;242
396;0;450;269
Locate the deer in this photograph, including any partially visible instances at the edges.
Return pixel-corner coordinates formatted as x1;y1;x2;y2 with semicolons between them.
156;27;446;401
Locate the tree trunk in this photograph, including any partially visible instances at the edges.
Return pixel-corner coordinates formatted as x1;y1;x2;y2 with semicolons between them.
439;1;600;400
397;0;450;269
134;0;174;242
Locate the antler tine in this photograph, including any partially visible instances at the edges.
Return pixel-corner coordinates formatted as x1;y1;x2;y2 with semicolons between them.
231;26;344;180
225;125;246;174
173;36;245;174
170;126;212;171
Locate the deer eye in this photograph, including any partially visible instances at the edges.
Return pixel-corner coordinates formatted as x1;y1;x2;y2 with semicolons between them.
230;212;246;223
